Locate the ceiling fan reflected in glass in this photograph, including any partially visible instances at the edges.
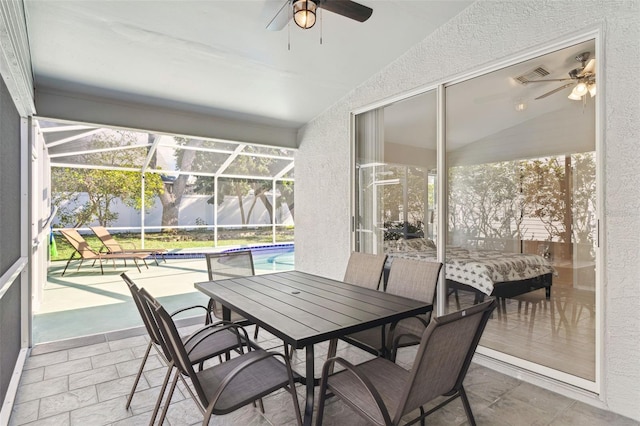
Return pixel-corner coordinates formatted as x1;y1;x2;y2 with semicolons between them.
524;52;597;101
267;0;373;31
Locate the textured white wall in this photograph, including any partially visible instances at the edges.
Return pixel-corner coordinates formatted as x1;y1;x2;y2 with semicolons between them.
295;0;640;420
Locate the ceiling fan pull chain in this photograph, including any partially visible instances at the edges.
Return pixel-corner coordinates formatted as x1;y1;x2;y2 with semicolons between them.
288;6;292;51
320;7;323;45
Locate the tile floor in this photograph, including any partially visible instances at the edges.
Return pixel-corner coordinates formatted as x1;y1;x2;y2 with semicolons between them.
9;324;639;426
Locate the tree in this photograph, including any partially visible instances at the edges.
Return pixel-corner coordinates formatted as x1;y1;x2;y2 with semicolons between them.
52;130;165;227
448;161;523;246
152;136;205;227
379;165;428;240
447;154;596;255
520;157;568;242
188;145;291;225
146;136;294;227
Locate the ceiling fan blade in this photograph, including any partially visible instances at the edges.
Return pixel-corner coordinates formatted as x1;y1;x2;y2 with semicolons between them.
266;0;291;31
524;78;573;84
535;83;574;100
320;0;373;22
581;58;596;75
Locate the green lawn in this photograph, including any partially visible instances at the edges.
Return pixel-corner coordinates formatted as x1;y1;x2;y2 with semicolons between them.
50;230;293;261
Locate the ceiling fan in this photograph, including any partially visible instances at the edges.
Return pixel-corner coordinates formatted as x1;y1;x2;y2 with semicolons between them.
267;0;373;31
525;52;596;101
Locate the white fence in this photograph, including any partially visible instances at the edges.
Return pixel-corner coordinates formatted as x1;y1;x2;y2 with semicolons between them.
53;192;294;229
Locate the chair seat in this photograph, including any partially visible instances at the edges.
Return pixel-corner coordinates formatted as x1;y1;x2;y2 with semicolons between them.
344;327;385;354
184;328;244;365
345;315;429;354
198;350;294;415
327;358;409;425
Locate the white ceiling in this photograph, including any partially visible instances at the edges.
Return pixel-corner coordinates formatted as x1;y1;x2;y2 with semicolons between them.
24;0;473;129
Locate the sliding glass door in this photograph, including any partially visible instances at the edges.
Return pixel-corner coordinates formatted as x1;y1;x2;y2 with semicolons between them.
353;39;598;384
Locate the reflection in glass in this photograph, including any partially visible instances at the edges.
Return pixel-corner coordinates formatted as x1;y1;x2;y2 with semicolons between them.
354;90;437;255
445;40;596;381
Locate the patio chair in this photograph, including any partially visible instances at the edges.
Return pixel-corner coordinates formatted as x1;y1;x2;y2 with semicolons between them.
343;252;388;290
58;228;151;276
90;225;167;265
340;258;443;360
121;273;216;410
135;286;253;424
140;287;302;426
316;299;497;426
205;251;261;339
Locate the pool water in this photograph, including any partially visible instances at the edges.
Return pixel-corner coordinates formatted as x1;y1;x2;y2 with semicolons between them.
224;244;295;273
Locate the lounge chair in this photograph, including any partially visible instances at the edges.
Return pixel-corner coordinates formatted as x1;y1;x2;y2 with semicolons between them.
58;228;151;276
90;225;167;265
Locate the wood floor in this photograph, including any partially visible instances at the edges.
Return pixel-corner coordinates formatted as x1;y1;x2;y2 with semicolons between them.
454;282;596;381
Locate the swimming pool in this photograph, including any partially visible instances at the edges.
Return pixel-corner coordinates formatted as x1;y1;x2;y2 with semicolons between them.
159;243;295;272
223;244;295;273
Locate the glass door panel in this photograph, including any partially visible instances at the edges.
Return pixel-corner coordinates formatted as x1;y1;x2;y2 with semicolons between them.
445;40;597;381
354;90;437;255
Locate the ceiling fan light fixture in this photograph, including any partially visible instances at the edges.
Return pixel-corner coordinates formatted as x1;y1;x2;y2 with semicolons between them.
588;82;597;97
293;0;317;29
568;91;583;101
573;82;588;97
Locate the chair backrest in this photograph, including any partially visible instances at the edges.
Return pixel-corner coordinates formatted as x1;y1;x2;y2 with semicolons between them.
386;258;442;303
386;258;442;336
343;252;388;290
59;228;98;258
394;299;496;423
205;251;255;282
120;273;166;352
91;226;122;253
138;287;209;406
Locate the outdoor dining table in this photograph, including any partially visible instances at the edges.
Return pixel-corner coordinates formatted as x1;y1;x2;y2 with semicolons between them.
195;270;433;426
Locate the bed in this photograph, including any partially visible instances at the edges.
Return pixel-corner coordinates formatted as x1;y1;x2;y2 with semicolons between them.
384;238;554;302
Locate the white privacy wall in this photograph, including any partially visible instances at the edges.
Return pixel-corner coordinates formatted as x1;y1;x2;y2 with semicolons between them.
295;0;639;420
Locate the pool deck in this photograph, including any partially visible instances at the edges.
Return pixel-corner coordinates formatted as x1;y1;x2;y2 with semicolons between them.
36;245;293;344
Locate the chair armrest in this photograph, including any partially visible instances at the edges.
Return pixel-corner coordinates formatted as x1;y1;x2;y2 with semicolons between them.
320;356;392;425
389;331;423;361
387;315;429;346
121;241;138;250
171;305;212;324
183;320;236;344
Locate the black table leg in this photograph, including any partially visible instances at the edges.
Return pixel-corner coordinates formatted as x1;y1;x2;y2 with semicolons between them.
304;344;315;426
223;306;231;361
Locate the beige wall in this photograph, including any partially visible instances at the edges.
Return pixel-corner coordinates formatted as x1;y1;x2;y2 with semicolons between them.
295;0;640;420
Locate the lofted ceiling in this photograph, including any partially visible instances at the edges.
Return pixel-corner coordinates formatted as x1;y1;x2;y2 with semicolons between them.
383;39;597;151
24;0;473;130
